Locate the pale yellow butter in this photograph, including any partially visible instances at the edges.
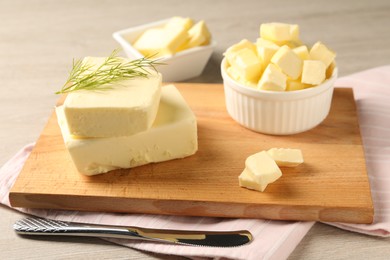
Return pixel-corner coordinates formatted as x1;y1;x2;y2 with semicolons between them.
134;17;189;58
57;85;198;176
286;79;311;91
260;23;300;43
309;41;336;68
301;60;326;85
293;45;310;60
229;48;262;82
178;20;211;51
239;151;282;192
258;63;287;91
271;45;303;80
267;148;304;167
224;39;257;65
63;58;162;138
255;38;279;65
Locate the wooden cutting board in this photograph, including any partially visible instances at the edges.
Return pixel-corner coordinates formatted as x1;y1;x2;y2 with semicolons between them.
9;84;374;224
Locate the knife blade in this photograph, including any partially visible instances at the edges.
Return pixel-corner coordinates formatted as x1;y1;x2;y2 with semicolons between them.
13;217;253;247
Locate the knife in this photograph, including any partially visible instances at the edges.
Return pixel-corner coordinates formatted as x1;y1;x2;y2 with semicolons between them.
13;217;252;247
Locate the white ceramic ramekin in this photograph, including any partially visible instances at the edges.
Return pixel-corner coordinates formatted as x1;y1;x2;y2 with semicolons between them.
113;19;216;82
221;58;338;135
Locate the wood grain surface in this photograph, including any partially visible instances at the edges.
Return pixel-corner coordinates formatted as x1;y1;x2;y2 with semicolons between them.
9;84;373;223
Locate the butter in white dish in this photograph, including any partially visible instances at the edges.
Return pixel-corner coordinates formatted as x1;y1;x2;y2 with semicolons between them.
267;148;304;167
63;57;162;138
56;85;198;176
239;151;282;192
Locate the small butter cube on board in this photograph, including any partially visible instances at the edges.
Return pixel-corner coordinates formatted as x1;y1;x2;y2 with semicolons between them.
260;23;300;43
271;45;303;80
267;148;304;167
309;41;336;68
63;57;162;138
258;63;287;91
239;151;282;192
229;48;263;82
57;85;198;176
301;60;326;85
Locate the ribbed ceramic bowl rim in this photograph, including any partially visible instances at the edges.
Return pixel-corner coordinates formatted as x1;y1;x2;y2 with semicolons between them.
221;58;338;101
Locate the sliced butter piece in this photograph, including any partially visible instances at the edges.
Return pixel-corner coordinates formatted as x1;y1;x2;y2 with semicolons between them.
309;41;336;68
255;38;279;65
134;18;189;58
301;60;326;85
267;148;304;167
271;45;303;80
178;20;211;51
239;151;282;192
229;48;262;82
63;59;162;138
260;23;300;43
258;63;287;91
57;85;198;176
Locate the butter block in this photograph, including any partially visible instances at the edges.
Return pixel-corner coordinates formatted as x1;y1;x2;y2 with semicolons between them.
239;151;282;192
271;45;303;80
258;64;287;91
229;48;262;82
293;45;310;60
267;148;304;167
178;20;211;51
256;38;279;65
301;60;326;85
134;18;189;58
260;23;300;43
309;41;336;68
57;85;198;176
167;16;194;31
63;61;162;138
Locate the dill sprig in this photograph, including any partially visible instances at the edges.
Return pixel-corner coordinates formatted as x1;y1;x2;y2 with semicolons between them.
56;50;161;94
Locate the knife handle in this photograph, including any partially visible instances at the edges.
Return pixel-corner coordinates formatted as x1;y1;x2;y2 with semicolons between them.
13;217;252;247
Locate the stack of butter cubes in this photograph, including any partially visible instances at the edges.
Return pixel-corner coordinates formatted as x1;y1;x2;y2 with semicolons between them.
224;22;336;91
133;16;212;58
56;58;198;176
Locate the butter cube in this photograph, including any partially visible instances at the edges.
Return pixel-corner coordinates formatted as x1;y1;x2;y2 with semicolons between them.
326;61;336;79
224;39;257;65
301;60;326;85
286;79;311;91
256;38;279;65
310;41;336;68
178;20;211;51
227;67;257;88
260;23;300;43
63;57;162;138
293;45;310;60
271;45;303;80
229;48;262;82
134;19;188;58
267;148;304;167
57;85;198;176
239;151;282;192
258;64;287;91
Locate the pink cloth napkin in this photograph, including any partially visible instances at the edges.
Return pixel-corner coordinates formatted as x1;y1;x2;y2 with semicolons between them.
1;65;390;259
